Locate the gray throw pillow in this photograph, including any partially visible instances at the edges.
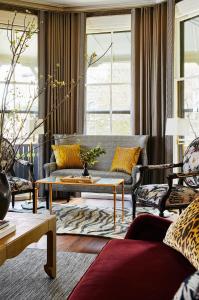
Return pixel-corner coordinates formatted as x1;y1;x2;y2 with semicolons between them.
173;271;199;300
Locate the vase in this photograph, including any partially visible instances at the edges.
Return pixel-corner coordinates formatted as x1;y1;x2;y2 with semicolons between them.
82;162;89;177
0;172;11;220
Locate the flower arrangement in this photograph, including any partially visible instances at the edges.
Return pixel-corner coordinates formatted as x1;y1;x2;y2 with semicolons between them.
80;145;106;167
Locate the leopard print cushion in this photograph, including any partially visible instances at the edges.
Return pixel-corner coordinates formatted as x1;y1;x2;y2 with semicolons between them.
164;196;199;269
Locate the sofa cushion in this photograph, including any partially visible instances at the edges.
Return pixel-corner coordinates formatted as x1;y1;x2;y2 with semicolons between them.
110;146;141;175
51;169;132;185
164;196;199;269
68;239;195;300
52;144;82;169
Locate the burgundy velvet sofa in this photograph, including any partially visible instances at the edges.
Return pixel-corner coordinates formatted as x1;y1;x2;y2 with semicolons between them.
68;214;195;300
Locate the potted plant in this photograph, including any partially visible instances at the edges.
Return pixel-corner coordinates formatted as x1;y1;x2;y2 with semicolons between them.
80;146;106;176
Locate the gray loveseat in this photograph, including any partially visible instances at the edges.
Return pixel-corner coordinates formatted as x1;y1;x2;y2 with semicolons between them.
44;134;148;201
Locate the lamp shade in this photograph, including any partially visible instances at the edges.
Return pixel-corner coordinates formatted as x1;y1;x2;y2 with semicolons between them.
165;118;190;136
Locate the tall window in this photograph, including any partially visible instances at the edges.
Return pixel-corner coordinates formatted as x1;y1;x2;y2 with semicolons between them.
180;15;199;145
0;11;38;143
85;15;131;135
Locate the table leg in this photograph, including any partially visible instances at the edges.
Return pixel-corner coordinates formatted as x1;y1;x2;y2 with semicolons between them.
49;183;53;214
34;185;38;214
113;186;116;229
122;181;124;222
44;218;56;278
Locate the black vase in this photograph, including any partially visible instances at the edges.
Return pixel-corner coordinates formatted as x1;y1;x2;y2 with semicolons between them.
82;162;89;177
0;172;11;220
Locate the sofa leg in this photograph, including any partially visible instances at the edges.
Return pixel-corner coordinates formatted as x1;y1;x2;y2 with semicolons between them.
131;193;136;220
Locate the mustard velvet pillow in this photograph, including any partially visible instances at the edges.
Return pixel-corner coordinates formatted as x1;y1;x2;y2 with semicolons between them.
52;144;82;169
110;146;141;175
164;196;199;269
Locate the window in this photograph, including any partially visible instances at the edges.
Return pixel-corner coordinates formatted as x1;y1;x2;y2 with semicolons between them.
0;11;38;143
180;15;199;146
85;15;131;135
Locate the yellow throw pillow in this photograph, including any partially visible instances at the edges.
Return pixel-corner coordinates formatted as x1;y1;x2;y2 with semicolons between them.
110;146;141;175
163;196;199;269
52;144;82;169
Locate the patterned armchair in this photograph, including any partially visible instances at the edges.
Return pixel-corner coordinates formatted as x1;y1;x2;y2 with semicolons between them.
132;137;199;218
1;138;35;210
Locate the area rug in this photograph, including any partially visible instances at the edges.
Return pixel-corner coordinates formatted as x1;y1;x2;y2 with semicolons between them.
0;248;96;300
54;204;173;239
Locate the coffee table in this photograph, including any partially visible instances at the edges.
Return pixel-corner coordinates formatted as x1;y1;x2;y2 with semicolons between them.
0;213;56;278
34;177;125;228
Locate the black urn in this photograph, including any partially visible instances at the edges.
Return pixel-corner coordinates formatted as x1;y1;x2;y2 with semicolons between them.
0;172;11;220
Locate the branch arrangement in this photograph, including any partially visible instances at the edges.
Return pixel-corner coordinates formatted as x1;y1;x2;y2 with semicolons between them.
0;11;112;172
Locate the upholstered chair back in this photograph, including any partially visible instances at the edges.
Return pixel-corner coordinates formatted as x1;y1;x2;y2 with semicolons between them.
183;137;199;187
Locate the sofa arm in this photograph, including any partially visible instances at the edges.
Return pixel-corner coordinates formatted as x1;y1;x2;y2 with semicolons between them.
125;214;172;242
43;162;57;177
131;164;142;186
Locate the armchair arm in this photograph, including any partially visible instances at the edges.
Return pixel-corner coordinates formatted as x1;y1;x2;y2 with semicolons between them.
140;162;183;172
167;170;199;189
132;163;183;190
131;164;142;185
125;214;172;242
168;170;199;180
43;162;57;177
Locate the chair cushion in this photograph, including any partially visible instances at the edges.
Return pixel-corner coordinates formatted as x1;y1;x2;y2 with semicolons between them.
51;169;132;185
136;184;198;207
164;197;199;269
68;239;195;300
7;176;33;192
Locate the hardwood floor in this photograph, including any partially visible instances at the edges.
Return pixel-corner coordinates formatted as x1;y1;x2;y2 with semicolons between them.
29;234;109;254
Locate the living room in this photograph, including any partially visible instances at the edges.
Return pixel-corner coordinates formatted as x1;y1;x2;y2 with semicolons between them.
0;0;198;299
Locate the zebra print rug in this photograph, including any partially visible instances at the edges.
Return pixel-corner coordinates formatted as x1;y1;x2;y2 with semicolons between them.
54;204;171;239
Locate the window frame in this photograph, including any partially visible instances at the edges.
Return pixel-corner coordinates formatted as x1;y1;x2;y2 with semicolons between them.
0;13;38;143
85;29;132;135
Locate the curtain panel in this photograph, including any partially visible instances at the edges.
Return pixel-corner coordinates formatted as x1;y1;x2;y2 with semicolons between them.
45;12;85;136
39;11;86;165
131;3;170;183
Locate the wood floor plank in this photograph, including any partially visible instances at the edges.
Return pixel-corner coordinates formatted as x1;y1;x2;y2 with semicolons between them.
29;234;109;254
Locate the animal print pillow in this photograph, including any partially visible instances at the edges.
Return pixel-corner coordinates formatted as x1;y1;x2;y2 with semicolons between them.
164;196;199;269
173;271;199;300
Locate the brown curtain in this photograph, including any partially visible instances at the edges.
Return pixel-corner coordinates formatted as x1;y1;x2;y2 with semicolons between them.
44;12;85;136
39;11;85;164
131;3;170;183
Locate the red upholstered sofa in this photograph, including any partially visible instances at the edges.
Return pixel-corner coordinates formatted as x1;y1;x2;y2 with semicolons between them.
68;214;195;300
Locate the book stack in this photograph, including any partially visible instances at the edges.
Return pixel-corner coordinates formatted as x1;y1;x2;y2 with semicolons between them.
0;220;16;239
